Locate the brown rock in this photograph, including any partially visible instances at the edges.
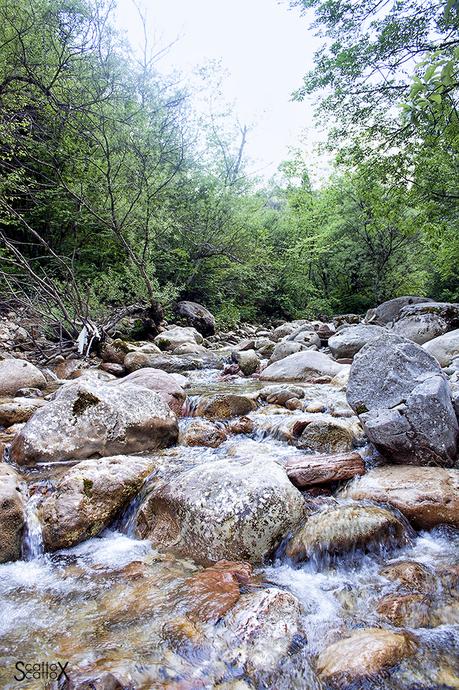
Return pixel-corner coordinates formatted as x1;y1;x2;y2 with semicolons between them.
294;418;355;454
99;362;125;376
342;465;459;529
286;451;365;488
380;560;434;593
376;593;430;627
0;464;25;563
195;394;256;420
0;397;46;426
182;419;227;448
226;416;255;435
53;358;86;379
316;628;417;684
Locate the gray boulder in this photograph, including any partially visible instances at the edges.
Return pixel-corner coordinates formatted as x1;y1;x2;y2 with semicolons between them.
124;350;226;373
269;341;304;364
365;296;433;325
233;349;260;376
390;312;449;344
423;328;459;367
10;380;178;465
0;358;46;396
347;333;458;466
328;324;385;359
261;351;348;382
175;300;216;336
154;326;203;351
135;458;306;564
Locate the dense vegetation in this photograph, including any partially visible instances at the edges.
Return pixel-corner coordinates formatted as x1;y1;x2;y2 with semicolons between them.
0;0;458;335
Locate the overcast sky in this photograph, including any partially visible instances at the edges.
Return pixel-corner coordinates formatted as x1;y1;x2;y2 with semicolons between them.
114;0;326;180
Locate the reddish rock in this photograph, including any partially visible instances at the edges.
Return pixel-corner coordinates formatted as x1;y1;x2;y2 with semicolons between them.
286;451;365;488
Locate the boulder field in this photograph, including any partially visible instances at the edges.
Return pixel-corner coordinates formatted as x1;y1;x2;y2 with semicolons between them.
0;297;458;688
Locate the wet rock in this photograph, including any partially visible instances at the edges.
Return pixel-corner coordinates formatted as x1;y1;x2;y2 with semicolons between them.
99;362;125;377
286;452;365;488
182;419;227;448
269;341;304;363
347;333;458;466
379;561;434;593
376;593;430;627
233;349;259;376
0;358;46;396
53;358;87;380
0;464;25;563
39;455;156;551
365;296;433;325
258;384;305;406
10;380;178;465
154;326;203;351
226;416;255;435
221;587;304;676
135;458;306;564
175;301;216;337
342;465;459;529
285;503;410;563
176;560;253;623
390;312;449;344
316;628;417;685
110;368;186;415
293;418;356;454
195;394;256;420
260;351;348;382
423;328;459;366
328;324;386;359
124;351;225;373
0;397;46;426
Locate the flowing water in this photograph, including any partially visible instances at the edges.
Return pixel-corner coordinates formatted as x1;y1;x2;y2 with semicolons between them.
0;370;458;689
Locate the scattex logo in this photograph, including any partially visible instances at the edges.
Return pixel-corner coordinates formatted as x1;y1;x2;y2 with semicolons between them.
14;661;69;682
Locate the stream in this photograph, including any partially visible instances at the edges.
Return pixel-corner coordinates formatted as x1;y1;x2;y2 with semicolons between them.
0;369;458;689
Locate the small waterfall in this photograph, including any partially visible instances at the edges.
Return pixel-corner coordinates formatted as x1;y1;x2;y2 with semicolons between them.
115;470;158;537
21;492;45;561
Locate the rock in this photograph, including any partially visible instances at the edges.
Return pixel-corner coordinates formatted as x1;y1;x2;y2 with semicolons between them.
0;397;46;426
135;458;306;564
195;394;257;420
328;324;386;359
398;301;459;328
39;455;156;551
342;465;459;529
258;384;305;406
285;503;409;563
287;328;321;348
286;452;365;488
226;416;255;435
376;593;430;627
100;339;161;365
272;321;308;342
173;342;207;355
154;326;203;351
365;296;433;325
390;312;449;344
124;351;225;374
53;358;87;380
221;588;304;676
260;351;348;382
269;341;305;363
423;328;459;366
175;301;216;337
0;464;25;563
176;561;253;623
10;380;178;465
233;349;259;376
0;358;46;396
182;419;227;447
110;368;186;415
99;362;125;377
293;418;356;454
316;628;417;684
347;333;458;466
379;561;434;593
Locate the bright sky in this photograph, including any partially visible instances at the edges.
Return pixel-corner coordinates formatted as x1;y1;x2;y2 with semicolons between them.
114;0;326;180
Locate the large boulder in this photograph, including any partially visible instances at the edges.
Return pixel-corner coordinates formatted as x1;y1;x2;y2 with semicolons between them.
285;503;409;563
110;368;186;415
341;465;459;529
195;394;257;420
398;300;459;328
175;301;216;336
10;381;178;465
390;311;449;344
233;349;260;376
286;452;365;488
423;328;459;367
269;341;305;363
365;296;433;325
316;628;417;685
39;455;156;551
260;351;348;382
0;464;25;563
328;324;386;359
154;326;203;352
347;333;458;466
135;458;306;564
0;397;46;426
124;351;225;373
0;358;46;396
